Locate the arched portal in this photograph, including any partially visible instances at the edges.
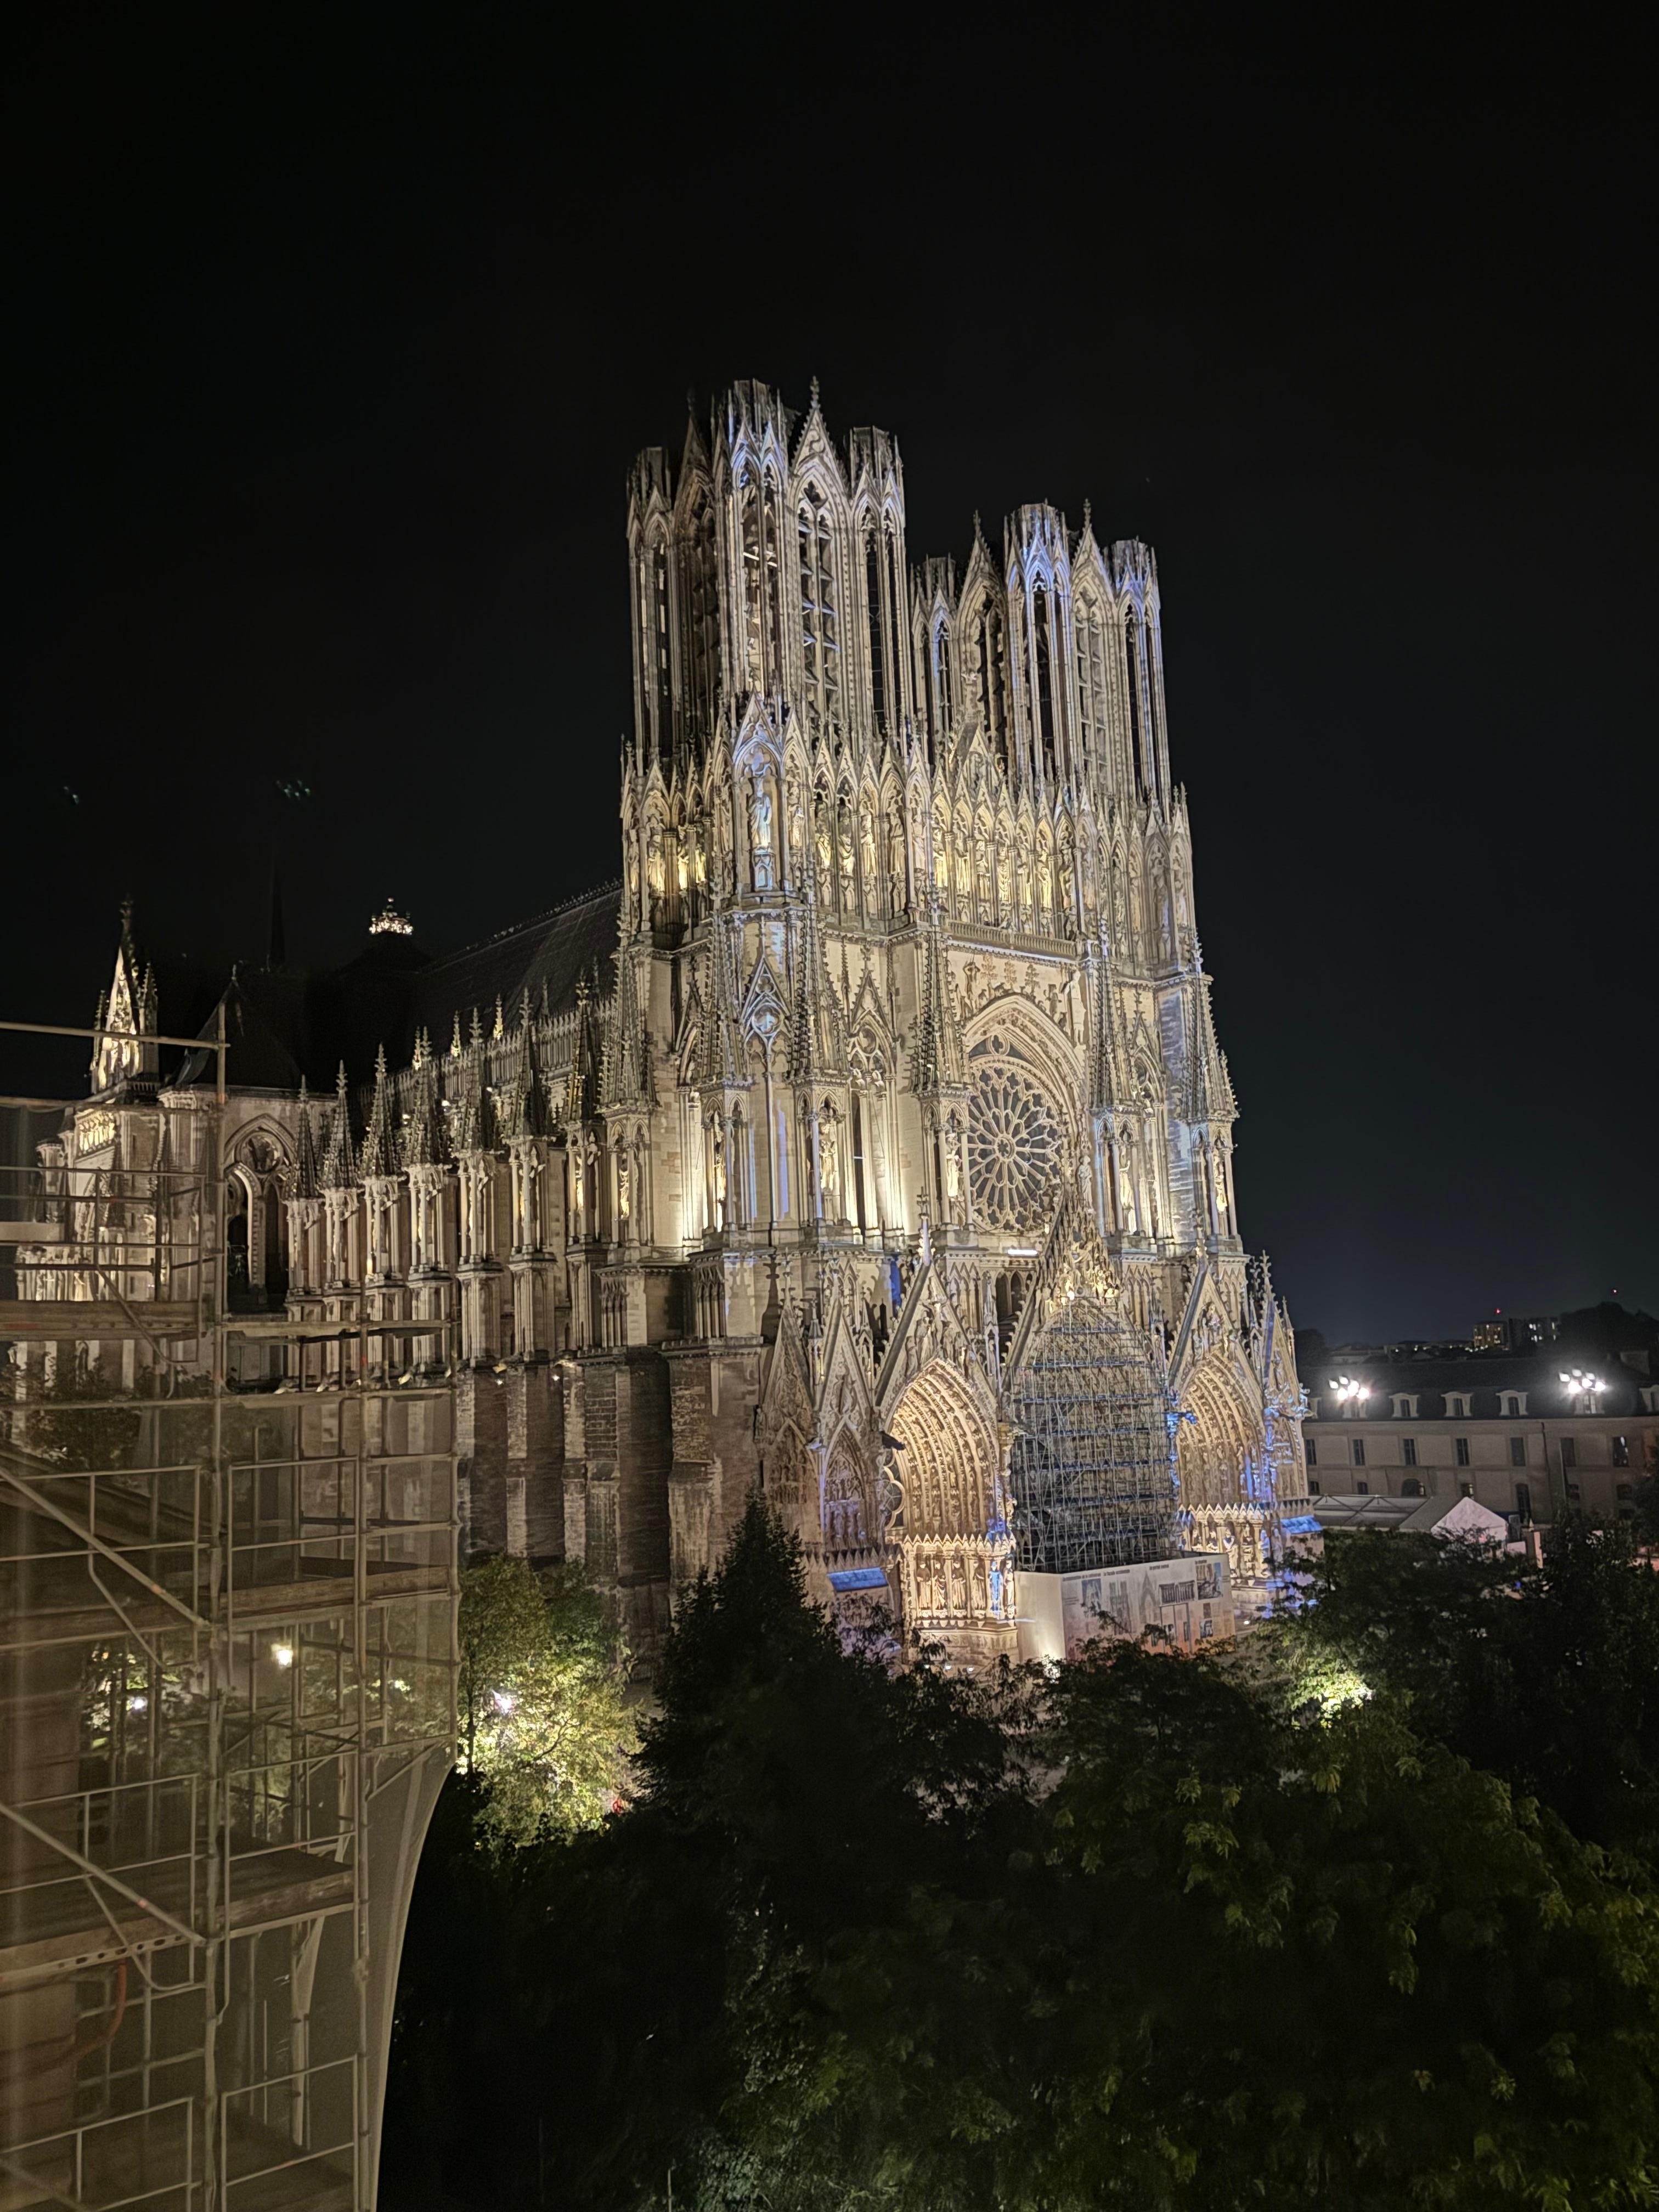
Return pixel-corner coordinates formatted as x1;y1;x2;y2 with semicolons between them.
885;1359;1013;1657
1007;1294;1177;1573
1177;1355;1270;1585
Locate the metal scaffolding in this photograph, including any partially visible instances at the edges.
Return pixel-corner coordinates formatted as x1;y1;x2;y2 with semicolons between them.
1005;1289;1180;1574
1;1015;458;2211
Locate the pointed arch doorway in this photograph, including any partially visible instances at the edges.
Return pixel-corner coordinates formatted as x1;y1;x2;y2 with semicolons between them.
884;1359;1015;1666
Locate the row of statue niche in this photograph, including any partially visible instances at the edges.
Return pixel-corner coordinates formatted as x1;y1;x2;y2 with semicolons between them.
911;1547;998;1621
630;782;1193;954
566;1133;641;1238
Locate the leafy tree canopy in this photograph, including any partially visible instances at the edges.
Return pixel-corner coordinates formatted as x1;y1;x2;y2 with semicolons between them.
1280;1519;1659;1864
456;1555;637;1850
386;1506;1659;2211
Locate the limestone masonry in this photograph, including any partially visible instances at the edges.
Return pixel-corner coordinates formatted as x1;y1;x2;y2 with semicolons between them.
22;379;1311;1662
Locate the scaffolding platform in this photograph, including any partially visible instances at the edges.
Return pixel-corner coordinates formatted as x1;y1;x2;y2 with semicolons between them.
1;1014;458;2211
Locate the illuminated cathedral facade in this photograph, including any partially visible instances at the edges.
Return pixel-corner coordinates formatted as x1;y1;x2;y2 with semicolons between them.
25;380;1308;1663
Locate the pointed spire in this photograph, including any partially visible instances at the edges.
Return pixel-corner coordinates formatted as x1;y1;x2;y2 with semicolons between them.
492;994;505;1043
1184;970;1237;1125
789;881;845;1084
295;1080;319;1198
320;1063;359;1188
603;934;652;1110
404;1043;441;1167
362;1046;398;1176
699;900;744;1088
912;915;963;1096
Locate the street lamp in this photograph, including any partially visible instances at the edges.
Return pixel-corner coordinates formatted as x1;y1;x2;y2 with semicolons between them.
1330;1376;1370;1414
1559;1367;1605;1411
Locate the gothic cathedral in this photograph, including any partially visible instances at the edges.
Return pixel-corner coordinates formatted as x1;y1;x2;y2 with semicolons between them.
32;380;1310;1666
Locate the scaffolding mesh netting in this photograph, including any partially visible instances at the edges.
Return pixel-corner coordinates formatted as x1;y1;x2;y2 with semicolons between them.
1007;1291;1178;1573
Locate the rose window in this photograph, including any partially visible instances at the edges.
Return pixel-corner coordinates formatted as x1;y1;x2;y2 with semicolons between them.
967;1055;1062;1229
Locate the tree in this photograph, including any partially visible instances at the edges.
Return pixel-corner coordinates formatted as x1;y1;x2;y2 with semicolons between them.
1281;1520;1659;1863
387;1510;1659;2209
457;1555;637;1850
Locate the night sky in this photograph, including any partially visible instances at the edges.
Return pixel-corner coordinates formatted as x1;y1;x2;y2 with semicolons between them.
7;17;1654;1344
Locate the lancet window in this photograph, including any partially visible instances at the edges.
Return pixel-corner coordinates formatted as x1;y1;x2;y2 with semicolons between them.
739;472;765;688
1033;585;1059;783
974;603;1008;764
797;487;842;726
929;619;954;746
1074;592;1109;770
864;523;890;733
650;539;673;753
683;495;720;738
1124;612;1148;798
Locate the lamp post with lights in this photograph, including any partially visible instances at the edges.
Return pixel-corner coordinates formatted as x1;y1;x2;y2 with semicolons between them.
1559;1367;1605;1414
1330;1375;1371;1416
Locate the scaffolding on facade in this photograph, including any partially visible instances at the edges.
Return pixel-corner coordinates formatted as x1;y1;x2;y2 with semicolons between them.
1002;1186;1180;1576
1;1014;458;2212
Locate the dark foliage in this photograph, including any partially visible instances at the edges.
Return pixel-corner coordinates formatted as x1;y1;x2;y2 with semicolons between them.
1287;1515;1659;1864
383;1503;1659;2209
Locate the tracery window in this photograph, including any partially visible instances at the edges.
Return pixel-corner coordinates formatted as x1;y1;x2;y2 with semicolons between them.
1074;592;1108;766
763;470;785;690
930;619;953;743
975;604;1008;764
1033;585;1058;781
797;487;842;726
1143;618;1163;803
967;1037;1064;1230
740;472;764;689
1124;612;1147;795
864;522;899;733
683;495;720;737
651;539;673;751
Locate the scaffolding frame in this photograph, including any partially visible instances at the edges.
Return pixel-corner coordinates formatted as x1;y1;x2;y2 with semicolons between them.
1002;1186;1180;1575
1;1014;459;2212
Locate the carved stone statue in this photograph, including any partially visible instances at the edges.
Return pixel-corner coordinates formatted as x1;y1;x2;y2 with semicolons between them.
819;1118;839;1203
750;783;774;889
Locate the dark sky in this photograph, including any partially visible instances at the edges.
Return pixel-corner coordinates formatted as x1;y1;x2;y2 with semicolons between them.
7;15;1654;1344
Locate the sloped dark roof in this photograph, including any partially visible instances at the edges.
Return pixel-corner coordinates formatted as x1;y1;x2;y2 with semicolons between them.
1302;1346;1652;1420
167;883;622;1094
404;885;620;1047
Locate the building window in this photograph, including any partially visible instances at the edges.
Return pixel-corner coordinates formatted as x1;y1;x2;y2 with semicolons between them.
1401;1477;1424;1498
1446;1393;1471;1418
1355;1480;1369;1495
1459;1480;1473;1498
1351;1437;1365;1468
1515;1482;1531;1520
1402;1436;1418;1466
1617;1483;1634;1502
1308;1477;1321;1494
1306;1436;1317;1466
1613;1435;1629;1468
1500;1391;1528;1417
1509;1435;1527;1467
1391;1393;1419;1418
1561;1436;1577;1469
1455;1436;1470;1467
1565;1482;1582;1504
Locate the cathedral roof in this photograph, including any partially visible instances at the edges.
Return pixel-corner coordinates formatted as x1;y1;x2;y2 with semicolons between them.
168;883;622;1094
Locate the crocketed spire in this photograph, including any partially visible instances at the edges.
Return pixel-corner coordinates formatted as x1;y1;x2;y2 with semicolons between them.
319;1063;358;1188
360;1046;399;1176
